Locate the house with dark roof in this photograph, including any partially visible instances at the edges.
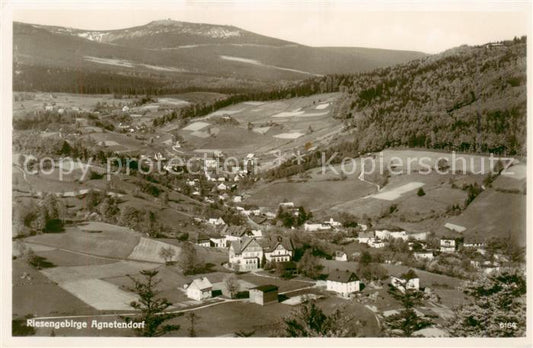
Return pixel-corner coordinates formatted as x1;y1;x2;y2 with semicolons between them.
228;237;263;272
326;270;360;297
261;236;294;263
249;285;279;305
222;225;250;244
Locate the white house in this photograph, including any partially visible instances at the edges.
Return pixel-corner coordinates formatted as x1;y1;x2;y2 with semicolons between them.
390;270;420;293
440;238;457;253
185;277;213;301
217;183;227;191
233;195;243;203
303;223;331;232
334;251;348;262
375;229;408;241
413;251;435;261
326;271;360;297
122;105;130;112
228;237;264;272
208;217;226;226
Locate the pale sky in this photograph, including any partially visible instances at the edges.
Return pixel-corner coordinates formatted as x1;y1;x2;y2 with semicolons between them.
10;1;531;53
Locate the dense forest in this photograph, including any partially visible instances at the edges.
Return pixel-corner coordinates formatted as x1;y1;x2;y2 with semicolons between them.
334;37;527;156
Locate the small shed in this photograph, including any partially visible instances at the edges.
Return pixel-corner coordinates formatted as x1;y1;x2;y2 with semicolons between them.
249;285;279;306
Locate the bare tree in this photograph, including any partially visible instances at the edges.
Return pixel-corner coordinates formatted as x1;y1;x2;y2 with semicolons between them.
224;274;240;298
159;246;176;265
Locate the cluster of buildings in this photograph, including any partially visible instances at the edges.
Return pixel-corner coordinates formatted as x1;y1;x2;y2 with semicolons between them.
356;229;428;249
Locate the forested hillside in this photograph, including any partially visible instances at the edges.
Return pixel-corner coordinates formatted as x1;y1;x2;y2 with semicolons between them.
333;37;527;156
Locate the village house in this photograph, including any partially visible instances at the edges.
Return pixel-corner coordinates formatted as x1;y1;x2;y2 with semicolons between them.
250;229;263;239
335;251;348;261
375;229;408;241
185;277;213;301
233;195;243;203
261;236;294;263
409;231;429;241
440;237;461;253
326;270;361;297
222;225;250;244
304;222;331;232
209;237;227;248
228;237;264;272
196;235;211;248
390;270;420;293
278;202;295;208
208;217;226;226
413;251;435;261
249;285;279;305
368;238;386;248
463;237;485;249
217;183;227;191
357;231;375;244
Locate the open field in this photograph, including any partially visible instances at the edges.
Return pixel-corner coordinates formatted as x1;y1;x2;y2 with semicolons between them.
61;279;138;310
127;237;182;263
30;249;116;267
371;182;425;201
441;189;526;245
13;92;128;118
245;176;376;212
175;93;342;160
25;222;141;259
12;260;97;318
41;261;158;283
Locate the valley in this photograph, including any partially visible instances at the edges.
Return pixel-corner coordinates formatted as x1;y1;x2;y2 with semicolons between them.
11;19;527;339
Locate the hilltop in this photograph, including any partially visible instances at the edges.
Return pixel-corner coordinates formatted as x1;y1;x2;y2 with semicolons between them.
13;20;427;93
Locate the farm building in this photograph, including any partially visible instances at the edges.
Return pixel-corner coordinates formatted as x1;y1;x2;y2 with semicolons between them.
228;237;263;272
185;277;213;301
390;270;420;293
326;270;360;297
249;285;279;306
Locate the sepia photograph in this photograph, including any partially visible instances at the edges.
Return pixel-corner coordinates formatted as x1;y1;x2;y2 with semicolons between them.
2;0;531;345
